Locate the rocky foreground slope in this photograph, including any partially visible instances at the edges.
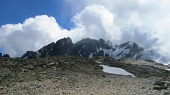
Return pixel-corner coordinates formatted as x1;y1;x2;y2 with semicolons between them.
0;56;170;95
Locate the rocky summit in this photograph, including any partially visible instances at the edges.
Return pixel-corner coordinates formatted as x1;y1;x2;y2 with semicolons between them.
0;53;10;58
21;37;147;61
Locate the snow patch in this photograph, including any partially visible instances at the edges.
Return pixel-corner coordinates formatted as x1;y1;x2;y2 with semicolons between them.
166;69;170;71
23;56;28;59
89;53;93;58
98;47;113;56
96;46;99;53
96;61;101;64
79;45;86;56
100;65;135;77
113;46;130;59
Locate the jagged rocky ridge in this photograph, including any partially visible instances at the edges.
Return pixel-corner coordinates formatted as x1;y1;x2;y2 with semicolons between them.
21;37;146;60
0;52;10;58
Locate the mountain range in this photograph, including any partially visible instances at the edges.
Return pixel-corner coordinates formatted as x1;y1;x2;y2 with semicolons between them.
21;37;155;62
1;37;170;94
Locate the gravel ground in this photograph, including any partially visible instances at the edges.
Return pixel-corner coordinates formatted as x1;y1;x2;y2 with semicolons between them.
1;72;170;95
0;56;170;95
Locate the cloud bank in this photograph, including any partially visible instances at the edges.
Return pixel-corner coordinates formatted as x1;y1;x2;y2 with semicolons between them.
0;1;170;64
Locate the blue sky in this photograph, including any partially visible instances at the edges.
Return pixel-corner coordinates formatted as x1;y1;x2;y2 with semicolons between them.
0;0;74;30
0;0;170;64
0;0;75;55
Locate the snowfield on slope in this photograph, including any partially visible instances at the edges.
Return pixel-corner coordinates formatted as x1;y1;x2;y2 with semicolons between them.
100;65;135;77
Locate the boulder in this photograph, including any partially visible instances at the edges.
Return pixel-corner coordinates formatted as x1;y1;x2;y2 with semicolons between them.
153;80;170;91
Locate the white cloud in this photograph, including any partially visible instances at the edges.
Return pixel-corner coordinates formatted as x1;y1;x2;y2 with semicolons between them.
66;0;170;64
72;4;121;42
0;15;70;57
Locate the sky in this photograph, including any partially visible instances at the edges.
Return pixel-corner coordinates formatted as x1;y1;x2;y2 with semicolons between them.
0;0;170;64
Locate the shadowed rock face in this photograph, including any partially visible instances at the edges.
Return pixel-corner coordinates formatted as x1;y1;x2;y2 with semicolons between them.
21;37;145;60
2;54;10;58
0;52;10;58
118;41;144;59
21;37;74;59
21;37;115;59
53;37;74;56
74;38;114;57
21;51;35;59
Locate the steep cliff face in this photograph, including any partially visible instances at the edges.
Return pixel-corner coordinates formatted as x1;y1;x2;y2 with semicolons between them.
53;37;74;56
74;38;115;58
21;37;145;60
113;41;144;59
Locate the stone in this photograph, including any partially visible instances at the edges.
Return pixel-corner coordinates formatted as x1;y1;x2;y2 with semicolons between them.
154;81;165;86
47;63;56;66
153;86;168;90
153;80;170;91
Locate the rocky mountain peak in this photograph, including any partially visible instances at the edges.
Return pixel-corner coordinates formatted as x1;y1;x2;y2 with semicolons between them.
21;37;151;61
0;52;10;58
119;41;141;49
112;41;144;59
54;37;74;56
3;54;10;57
